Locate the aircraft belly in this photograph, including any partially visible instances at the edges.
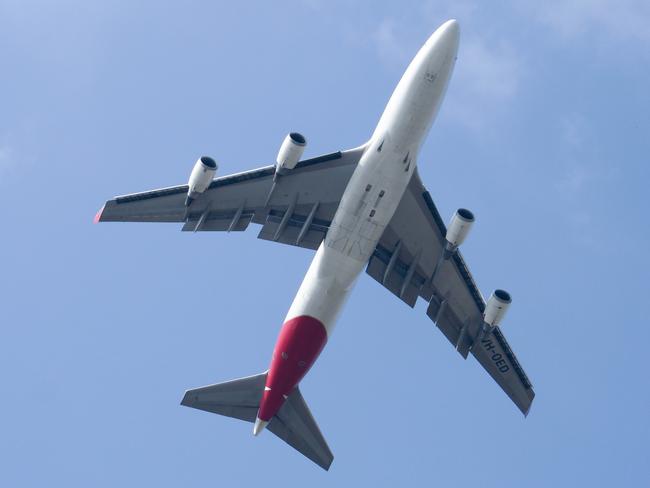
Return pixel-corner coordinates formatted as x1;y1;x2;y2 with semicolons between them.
264;24;459;418
285;149;413;334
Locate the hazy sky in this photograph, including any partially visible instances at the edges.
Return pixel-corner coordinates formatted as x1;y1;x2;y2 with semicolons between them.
1;1;649;486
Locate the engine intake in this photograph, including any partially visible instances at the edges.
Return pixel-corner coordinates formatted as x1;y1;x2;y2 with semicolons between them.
484;289;512;327
186;156;218;206
446;208;474;248
276;132;306;174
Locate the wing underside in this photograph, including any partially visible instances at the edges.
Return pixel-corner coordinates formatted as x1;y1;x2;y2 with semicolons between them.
366;169;535;415
98;147;365;251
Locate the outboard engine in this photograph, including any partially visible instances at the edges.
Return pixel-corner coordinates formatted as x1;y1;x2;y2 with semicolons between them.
186;156;218;206
469;289;512;348
484;289;512;327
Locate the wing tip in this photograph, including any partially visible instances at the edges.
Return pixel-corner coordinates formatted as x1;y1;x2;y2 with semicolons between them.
180;390;195;408
93;204;105;224
323;456;334;471
520;390;535;417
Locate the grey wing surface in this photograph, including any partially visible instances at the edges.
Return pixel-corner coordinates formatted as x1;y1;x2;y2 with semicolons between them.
98;147;364;250
365;169;535;415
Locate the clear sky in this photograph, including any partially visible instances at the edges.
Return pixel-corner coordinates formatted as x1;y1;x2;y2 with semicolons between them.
1;1;649;486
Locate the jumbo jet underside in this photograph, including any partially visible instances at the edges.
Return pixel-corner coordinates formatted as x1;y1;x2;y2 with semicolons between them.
96;20;534;470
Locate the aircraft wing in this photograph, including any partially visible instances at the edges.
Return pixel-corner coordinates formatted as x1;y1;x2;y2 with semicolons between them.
97;146;365;251
365;169;535;416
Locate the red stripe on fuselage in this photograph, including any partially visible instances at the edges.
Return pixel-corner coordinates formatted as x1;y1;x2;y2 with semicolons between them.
257;315;327;421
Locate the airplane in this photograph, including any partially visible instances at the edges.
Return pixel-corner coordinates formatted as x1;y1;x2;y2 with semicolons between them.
95;19;534;470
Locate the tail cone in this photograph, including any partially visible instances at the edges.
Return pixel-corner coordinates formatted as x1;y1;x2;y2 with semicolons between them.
253;417;268;436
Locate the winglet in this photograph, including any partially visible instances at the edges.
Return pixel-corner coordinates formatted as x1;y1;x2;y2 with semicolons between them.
93;205;105;224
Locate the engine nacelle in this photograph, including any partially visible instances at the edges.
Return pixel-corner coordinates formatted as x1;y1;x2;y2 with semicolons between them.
484;289;512;327
187;156;218;205
276;132;306;174
446;208;474;248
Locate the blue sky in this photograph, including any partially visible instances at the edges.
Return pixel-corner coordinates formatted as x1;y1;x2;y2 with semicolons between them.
1;1;649;486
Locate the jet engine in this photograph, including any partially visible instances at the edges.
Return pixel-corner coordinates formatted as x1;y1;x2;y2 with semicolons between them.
484;289;512;327
186;156;218;206
276;132;306;174
446;208;474;247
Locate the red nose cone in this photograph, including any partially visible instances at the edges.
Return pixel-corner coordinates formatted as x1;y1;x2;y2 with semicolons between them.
258;315;327;421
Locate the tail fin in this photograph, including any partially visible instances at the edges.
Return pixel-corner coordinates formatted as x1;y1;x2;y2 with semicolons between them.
181;373;334;470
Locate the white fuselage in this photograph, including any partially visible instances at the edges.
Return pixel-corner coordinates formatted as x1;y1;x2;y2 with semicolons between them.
255;19;461;431
285;20;460;334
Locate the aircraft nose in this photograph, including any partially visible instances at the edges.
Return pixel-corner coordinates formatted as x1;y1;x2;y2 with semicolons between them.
442;19;460;37
434;19;460;56
416;19;459;78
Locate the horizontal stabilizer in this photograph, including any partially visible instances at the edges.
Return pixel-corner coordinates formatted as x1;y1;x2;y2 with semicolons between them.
268;386;334;470
181;372;266;422
181;373;334;470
